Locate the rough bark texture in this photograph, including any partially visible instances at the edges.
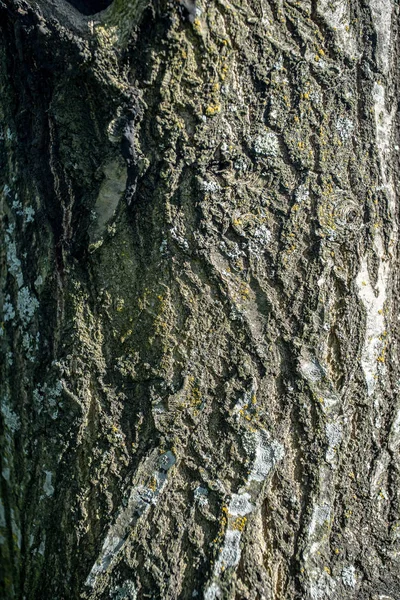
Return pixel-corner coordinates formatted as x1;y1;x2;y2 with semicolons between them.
1;0;400;598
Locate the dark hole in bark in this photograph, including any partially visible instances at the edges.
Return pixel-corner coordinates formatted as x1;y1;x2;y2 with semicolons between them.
347;210;357;223
65;0;113;15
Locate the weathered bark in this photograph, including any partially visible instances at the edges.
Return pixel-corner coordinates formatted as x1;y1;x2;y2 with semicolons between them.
1;0;399;598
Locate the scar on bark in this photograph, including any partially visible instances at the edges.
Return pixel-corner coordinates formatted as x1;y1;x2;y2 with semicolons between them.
177;0;197;22
121;108;140;206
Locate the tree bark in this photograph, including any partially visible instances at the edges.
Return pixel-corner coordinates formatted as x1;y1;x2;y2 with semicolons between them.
1;0;400;598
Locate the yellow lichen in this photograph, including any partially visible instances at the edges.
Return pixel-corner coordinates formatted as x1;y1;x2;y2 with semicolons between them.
232;516;247;531
205;104;221;116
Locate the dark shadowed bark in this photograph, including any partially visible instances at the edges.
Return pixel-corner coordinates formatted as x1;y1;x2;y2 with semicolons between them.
1;0;400;598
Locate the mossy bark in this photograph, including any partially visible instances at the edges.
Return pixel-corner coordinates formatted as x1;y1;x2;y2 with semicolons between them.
1;0;400;599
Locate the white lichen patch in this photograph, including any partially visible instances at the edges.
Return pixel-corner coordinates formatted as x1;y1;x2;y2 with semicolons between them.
354;74;396;397
249;430;284;482
11;199;23;215
9;200;35;224
303;489;336;594
85;450;176;589
24;206;35;223
373;83;396;220
373;83;394;165
194;486;209;507
388;408;400;451
356;234;388;395
170;224;189;251
204;583;222;600
228;493;254;516
342;565;356;588
215;529;241;573
309;570;337;600
22;331;40;363
17;286;39;327
336;116;354;142
219;239;245;263
309;503;331;537
369;0;393;74
205;427;283;593
254;131;279;157
3;295;15;322
233;156;249;172
295;185;310;204
1;398;20;434
248;225;272;255
325;421;342;465
109;579;137;599
200;179;221;194
5;225;23;288
370;450;390;497
299;356;325;384
316;0;358;59
33;381;63;418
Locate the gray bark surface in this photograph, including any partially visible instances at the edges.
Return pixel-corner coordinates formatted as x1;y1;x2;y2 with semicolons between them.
1;0;400;598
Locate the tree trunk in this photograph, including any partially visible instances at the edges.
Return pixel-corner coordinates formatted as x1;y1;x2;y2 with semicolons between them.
1;0;399;598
